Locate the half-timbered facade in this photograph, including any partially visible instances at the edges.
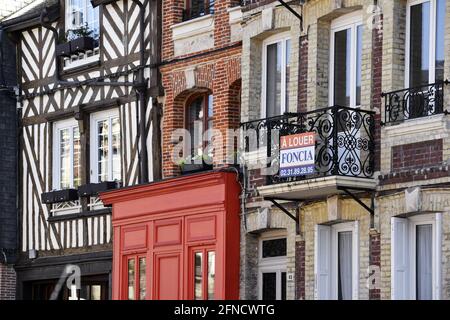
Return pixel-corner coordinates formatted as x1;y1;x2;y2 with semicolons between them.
1;0;162;300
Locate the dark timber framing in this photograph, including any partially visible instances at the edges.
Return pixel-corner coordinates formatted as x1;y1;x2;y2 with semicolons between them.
1;0;163;300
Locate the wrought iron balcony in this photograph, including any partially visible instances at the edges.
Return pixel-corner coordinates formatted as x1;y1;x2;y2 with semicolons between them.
382;80;449;124
183;0;215;21
241;106;375;185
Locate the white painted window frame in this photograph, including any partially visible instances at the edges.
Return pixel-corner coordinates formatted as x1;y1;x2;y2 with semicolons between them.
257;231;287;300
52;118;80;190
314;221;359;300
89;109;121;183
64;0;100;69
405;0;440;87
261;32;291;118
329;11;363;108
391;213;442;300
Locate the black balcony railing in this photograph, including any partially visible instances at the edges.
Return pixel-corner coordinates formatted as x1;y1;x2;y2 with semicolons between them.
241;106;375;185
382;80;448;124
183;0;215;21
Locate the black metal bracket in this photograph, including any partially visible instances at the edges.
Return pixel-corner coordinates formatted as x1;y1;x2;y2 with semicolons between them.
265;197;301;234
277;0;303;29
338;187;375;228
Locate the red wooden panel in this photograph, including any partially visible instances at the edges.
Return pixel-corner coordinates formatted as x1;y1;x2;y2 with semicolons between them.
122;226;147;251
154;219;182;247
154;253;181;300
187;216;216;242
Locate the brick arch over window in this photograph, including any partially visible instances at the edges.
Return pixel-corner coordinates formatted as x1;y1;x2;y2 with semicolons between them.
162;56;242;178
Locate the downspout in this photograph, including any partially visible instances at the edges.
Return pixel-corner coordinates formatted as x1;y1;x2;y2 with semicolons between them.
132;0;149;184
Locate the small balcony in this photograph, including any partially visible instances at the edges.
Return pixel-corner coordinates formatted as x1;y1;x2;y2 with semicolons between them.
241;106;376;200
238;0;277;10
183;0;215;22
382;80;449;125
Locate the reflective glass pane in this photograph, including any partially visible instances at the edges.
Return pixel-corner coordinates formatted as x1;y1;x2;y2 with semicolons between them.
194;252;203;300
128;259;135;300
416;224;432;300
334;29;351;107
207;252;215;300
60;128;71;189
90;285;101;301
139;258;146;300
435;0;445;82
409;1;430;87
262;238;287;258
266;42;282;117
188;98;204;158
356;25;362;106
97;120;109;182
111;117;121;181
338;231;353;300
73;127;81;188
262;273;276;300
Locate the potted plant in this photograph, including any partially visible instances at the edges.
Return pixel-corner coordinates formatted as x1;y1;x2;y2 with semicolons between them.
55;31;71;58
78;181;119;197
68;23;96;54
179;154;213;174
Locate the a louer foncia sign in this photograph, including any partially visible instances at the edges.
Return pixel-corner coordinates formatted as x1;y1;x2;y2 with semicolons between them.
279;132;315;177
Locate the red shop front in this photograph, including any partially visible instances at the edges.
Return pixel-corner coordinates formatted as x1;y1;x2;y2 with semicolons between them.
100;171;241;300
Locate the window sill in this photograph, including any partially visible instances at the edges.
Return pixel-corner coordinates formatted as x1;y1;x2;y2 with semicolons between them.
48;208;112;223
171;14;214;40
61;54;101;76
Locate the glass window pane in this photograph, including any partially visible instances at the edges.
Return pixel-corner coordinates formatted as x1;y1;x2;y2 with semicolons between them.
207;252;215;300
416;224;432;300
139;258;146;300
262;238;287;258
356;25;362;106
409;1;430;87
262;273;277;300
435;0;445;82
334;29;351;107
90;285;101;300
285;39;291;112
188;98;204;158
60;128;71;189
194;252;203;300
73;127;81;188
281;272;287;301
97;120;109;182
111;117;121;181
338;231;353;300
266;42;282;117
128;259;135;300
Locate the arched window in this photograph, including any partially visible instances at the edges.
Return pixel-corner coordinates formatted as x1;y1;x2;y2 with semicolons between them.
186;93;214;159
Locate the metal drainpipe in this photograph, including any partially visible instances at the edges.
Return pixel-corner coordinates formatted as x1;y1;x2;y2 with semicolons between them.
132;0;150;184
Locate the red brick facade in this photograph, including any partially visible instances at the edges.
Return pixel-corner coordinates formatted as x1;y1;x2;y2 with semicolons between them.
0;264;16;300
392;139;443;172
298;35;308;113
161;1;242;178
372;17;383;172
295;241;305;300
369;232;381;300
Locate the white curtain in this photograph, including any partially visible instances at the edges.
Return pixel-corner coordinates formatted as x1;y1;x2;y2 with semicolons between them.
416;224;432;300
338;231;352;300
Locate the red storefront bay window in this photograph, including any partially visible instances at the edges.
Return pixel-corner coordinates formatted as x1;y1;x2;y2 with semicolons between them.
100;171;240;300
